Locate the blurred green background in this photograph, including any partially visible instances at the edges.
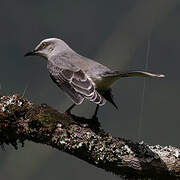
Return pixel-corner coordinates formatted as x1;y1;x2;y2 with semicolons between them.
0;0;180;179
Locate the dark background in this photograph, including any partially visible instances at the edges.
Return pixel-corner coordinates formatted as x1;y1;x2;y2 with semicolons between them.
0;0;180;179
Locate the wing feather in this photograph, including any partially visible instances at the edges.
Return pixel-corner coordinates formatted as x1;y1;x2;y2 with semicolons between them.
47;59;106;106
49;73;84;104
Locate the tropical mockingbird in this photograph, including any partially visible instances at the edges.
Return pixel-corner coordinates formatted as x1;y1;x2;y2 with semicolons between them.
25;38;164;117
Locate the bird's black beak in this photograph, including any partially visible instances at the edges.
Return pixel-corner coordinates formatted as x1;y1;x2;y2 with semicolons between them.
24;50;37;57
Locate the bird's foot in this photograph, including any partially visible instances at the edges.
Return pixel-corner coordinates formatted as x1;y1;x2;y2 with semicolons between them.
65;109;72;115
65;103;76;115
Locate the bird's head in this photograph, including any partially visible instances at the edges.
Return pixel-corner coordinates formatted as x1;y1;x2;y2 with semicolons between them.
24;38;71;59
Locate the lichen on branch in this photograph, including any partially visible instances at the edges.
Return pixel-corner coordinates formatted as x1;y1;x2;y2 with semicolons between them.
0;95;180;179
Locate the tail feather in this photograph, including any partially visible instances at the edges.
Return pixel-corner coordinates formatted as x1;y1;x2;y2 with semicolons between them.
118;71;165;78
103;71;165;78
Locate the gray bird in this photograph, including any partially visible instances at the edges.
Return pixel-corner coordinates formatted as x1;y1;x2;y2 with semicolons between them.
25;38;164;117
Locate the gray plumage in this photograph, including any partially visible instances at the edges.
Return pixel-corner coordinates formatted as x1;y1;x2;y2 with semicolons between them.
25;38;164;109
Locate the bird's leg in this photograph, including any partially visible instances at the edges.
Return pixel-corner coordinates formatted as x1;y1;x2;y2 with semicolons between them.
92;105;99;119
66;103;76;114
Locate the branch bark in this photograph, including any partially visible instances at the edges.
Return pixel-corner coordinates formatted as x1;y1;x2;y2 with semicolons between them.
0;95;179;179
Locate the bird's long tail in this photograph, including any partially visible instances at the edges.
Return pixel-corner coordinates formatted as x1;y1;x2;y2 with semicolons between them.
117;71;165;78
103;71;165;78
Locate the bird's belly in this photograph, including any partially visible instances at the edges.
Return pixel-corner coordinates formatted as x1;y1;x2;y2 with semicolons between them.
93;77;118;91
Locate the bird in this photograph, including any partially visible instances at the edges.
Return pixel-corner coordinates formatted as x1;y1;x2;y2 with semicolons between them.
24;38;164;118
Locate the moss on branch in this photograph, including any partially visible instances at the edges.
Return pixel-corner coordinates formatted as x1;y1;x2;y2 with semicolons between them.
0;95;180;179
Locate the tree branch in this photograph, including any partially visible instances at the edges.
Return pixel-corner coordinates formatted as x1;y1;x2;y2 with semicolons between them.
0;95;179;179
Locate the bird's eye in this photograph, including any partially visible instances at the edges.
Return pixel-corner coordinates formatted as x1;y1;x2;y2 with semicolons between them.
41;42;47;48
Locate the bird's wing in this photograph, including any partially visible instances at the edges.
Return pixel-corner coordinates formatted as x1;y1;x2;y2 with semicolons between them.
47;60;106;106
49;73;83;104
